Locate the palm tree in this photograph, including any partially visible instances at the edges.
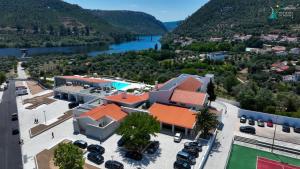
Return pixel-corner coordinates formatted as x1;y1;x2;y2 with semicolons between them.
195;108;218;138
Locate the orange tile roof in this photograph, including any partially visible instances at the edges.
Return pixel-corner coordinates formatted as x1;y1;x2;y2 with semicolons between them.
149;103;196;129
105;92;149;105
176;77;202;91
60;76;109;84
80;104;127;121
170;89;207;106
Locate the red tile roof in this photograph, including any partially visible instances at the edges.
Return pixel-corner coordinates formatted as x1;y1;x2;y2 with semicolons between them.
149;103;196;129
60;76;109;83
170;89;207;106
105;93;149;105
80;104;127;121
176;77;202;91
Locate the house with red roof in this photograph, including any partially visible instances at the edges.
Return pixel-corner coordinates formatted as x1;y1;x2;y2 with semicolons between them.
73;103;127;140
150;74;212;110
104;92;149;108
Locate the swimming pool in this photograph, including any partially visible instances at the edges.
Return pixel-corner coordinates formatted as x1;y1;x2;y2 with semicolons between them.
112;81;130;90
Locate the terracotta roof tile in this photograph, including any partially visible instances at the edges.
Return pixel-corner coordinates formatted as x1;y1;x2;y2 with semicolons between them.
170;89;207;106
176;77;202;91
149;103;196;129
105;93;149;105
80;104;127;121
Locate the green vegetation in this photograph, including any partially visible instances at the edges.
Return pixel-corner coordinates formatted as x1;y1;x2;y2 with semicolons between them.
0;72;6;84
53;143;84;169
195;108;219;138
0;57;18;80
174;0;300;38
117;113;160;152
227;144;300;169
93;10;167;35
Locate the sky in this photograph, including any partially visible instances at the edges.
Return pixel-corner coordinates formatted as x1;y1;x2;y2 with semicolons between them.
63;0;208;22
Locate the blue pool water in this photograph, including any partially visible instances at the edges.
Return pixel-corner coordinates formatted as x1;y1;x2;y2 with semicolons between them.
112;82;130;90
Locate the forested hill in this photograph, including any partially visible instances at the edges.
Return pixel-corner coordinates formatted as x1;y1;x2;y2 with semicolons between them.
92;10;167;35
0;0;133;47
174;0;300;38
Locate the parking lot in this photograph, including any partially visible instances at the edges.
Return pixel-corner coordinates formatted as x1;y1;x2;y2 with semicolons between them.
84;133;207;169
237;118;300;145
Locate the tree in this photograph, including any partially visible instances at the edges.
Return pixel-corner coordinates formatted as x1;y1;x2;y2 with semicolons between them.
207;79;216;104
196;108;218;138
223;74;239;93
0;72;6;84
117;113;160;152
53;143;84;169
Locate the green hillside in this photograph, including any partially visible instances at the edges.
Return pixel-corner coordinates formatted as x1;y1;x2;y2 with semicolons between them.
174;0;300;38
92;10;167;35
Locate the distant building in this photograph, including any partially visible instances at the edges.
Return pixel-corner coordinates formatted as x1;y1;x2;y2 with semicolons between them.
290;48;300;55
206;51;228;61
209;37;223;42
272;46;286;52
271;62;290;73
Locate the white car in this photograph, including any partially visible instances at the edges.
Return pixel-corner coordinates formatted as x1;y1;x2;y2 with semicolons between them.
174;133;183;143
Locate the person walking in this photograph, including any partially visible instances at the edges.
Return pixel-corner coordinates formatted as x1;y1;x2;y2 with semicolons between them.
52;132;54;139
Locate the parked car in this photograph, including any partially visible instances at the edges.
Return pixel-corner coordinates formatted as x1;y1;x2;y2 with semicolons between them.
282;124;290;133
87;144;105;154
257;119;265;127
294;127;300;134
182;147;199;158
105;160;124;169
174;133;183;143
176;151;196;165
117;136;127;147
184;142;202;152
174;160;191;169
87;152;104;165
248;118;255;125
267;120;273;127
11;113;18;121
240;115;247;123
146;141;159;154
125;151;143;161
240;126;256;134
73;140;88;149
12;129;19;135
68;102;79;109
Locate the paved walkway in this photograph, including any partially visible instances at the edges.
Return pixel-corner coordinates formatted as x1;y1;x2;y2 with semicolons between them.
204;101;239;169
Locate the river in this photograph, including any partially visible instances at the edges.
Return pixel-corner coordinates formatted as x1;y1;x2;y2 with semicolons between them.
0;36;161;57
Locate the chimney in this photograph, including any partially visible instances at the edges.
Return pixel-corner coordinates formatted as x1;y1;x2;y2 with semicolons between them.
122;92;127;99
155;81;159;90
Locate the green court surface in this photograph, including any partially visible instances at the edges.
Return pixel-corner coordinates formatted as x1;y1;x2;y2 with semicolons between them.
226;144;300;169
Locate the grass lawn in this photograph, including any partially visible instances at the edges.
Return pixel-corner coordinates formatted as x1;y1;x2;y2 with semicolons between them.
227;144;300;169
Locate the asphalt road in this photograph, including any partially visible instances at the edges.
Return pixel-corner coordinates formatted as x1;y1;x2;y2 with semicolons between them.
0;80;23;169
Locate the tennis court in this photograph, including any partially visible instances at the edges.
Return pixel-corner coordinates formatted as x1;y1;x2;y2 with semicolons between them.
257;157;300;169
227;144;300;169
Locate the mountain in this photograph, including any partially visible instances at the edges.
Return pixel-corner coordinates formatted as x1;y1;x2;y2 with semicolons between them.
92;10;167;35
174;0;300;38
164;21;182;32
0;0;134;47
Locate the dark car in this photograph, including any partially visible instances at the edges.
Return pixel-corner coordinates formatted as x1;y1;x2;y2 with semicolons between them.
105;160;124;169
117;137;127;147
248;118;255;125
184;142;202;152
240;126;256;134
73;140;88;149
12;129;19;135
146;141;159;154
176;151;196;165
282;124;290;133
87;144;105;154
294;127;300;134
240;115;247;123
87;152;104;165
68;102;79;109
125;151;143;161
174;160;191;169
182;147;199;158
11;113;18;121
257;119;265;127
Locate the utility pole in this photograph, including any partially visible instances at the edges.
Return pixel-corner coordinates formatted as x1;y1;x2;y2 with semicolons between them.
271;115;278;153
43;110;47;124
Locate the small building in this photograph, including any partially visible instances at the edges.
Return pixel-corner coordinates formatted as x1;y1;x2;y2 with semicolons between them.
272;46;286;52
149;103;197;136
290;48;300;55
206;51;228;61
104;92;149;108
73;104;127;140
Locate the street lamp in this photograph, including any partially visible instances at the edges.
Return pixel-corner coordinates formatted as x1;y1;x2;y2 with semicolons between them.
271;115;278;153
43;110;47;124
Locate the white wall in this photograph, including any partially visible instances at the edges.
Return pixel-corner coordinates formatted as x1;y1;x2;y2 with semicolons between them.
238;109;300;127
121;106;149;114
149;90;173;104
85;121;120;140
